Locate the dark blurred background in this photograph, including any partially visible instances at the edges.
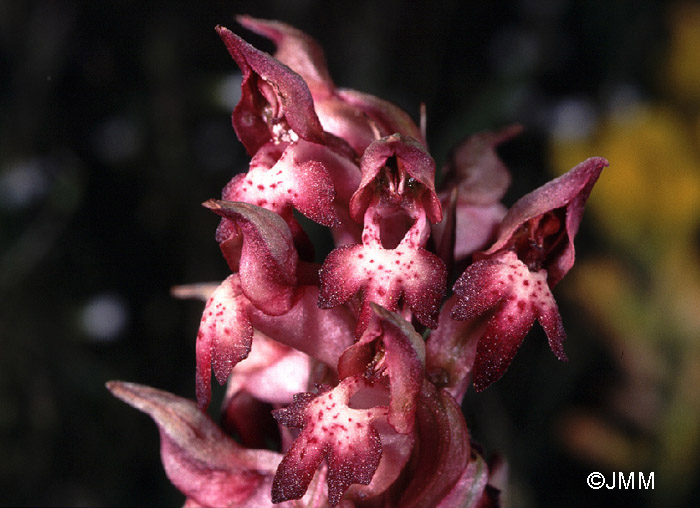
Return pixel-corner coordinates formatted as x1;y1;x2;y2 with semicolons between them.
2;0;700;506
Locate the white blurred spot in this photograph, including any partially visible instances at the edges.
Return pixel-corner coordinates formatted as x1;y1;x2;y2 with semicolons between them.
0;159;49;210
550;97;598;141
80;293;129;342
605;83;643;119
215;72;242;112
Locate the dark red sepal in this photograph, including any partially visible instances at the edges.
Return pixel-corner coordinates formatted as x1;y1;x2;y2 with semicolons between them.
204;199;297;316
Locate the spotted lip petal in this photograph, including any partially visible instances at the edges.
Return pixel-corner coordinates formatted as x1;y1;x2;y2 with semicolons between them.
349;134;442;224
318;242;446;335
452;251;566;391
338;304;425;434
107;381;282;508
196;277;354;410
482;156;608;286
204;199;298;316
195;275;253;409
271;376;387;505
344;420;414;502
222;141;340;229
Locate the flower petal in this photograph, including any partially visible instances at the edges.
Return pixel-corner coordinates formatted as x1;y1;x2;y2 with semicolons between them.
441;125;519;204
319;243;446;334
195;275;253;409
337;88;424;146
349;134;441;224
107;381;281;508
271;377;387;505
345;420;414;501
453;251;567;391
471;293;537;392
535;286;567;361
222;141;340;228
204;199;298;315
215;25;326;155
451;257;511;321
338;304;425;434
452;202;508;261
483;156;608;285
236;15;335;97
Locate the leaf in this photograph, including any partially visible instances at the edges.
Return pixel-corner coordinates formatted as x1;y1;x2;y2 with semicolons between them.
396;383;471;507
107;381;282;508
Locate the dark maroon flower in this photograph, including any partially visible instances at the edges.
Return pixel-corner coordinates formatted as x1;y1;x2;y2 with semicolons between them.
319;135;446;335
338;304;425;434
452;157;608;390
109;16;606;508
236;16;424;155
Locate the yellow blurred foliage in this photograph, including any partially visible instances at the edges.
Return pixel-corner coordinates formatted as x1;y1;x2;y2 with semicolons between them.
552;105;700;256
549;4;700;504
666;2;700;103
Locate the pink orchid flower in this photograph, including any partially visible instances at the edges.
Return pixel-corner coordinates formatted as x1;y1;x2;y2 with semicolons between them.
451;157;608;391
109;17;607;507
